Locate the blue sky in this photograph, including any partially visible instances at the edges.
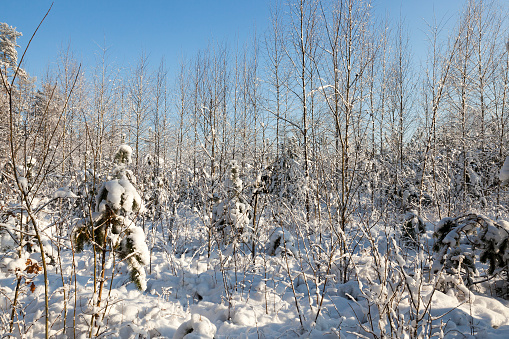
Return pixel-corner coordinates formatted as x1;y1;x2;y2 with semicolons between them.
3;0;271;77
2;0;470;79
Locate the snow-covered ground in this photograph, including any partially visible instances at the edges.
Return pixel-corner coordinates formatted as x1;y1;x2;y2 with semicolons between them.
2;216;509;339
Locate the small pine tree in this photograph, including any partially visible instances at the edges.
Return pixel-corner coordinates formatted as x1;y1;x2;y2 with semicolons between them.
266;137;307;207
433;214;509;290
74;144;149;290
400;209;425;247
0;22;25;79
212;160;252;245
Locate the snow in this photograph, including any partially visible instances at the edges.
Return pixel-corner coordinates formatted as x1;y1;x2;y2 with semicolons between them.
2;240;509;338
3;253;29;273
117;144;133;164
117;179;139;212
4;181;509;338
96;179;143;213
53;187;78;199
101;179;124;211
127;224;150;265
18;176;28;193
500;156;509;185
173;313;217;339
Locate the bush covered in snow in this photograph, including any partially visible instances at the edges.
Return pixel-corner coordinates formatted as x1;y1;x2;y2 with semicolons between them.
400;209;426;246
73;144;149;291
433;214;509;291
211;160;252;245
266;226;297;256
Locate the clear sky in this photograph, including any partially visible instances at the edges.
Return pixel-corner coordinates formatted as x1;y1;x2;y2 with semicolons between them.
2;0;476;80
3;0;272;78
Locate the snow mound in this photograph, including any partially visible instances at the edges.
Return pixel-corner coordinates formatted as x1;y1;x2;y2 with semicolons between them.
173;313;216;339
53;187;78;199
18;176;28;193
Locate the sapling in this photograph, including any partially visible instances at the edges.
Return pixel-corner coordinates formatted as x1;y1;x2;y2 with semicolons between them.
211;160;252;246
433;213;509;293
0;8;81;337
400;209;425;248
73;144;149;333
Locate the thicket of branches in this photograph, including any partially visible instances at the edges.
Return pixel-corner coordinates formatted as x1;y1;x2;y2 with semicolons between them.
2;0;509;337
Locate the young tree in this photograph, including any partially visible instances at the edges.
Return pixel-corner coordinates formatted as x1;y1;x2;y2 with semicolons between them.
264;0;292;158
128;53;151;174
0;22;26;161
0;22;23;79
0;10;81;338
75;144;149;291
285;0;320;221
317;0;380;280
212;160;252;245
387;16;414;192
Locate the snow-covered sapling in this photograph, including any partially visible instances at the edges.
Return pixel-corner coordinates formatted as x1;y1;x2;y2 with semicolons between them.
211;160;251;245
400;209;425;247
267;226;297;257
74;144;149;291
433;214;509;291
266;137;307;207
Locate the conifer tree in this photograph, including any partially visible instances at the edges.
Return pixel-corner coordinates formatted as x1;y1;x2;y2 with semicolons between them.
433;214;509;289
74;144;149;291
0;22;24;79
212;160;251;245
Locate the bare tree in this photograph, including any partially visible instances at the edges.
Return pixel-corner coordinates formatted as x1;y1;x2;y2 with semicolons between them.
128;52;151;174
316;0;380;280
264;0;292;158
285;0;320;221
418;9;464;216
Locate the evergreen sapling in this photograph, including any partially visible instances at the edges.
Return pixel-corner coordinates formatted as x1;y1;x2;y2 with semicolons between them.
74;144;149;290
211;160;251;245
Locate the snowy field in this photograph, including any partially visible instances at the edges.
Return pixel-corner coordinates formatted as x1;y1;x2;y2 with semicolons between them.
3;207;509;339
